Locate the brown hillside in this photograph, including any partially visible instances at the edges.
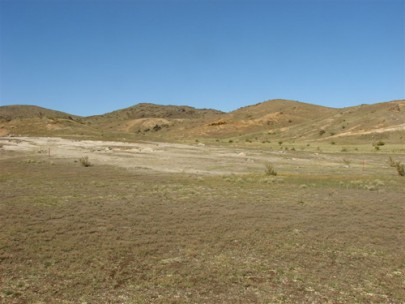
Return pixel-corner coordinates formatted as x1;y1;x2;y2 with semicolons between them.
0;105;80;120
284;100;405;142
1;100;404;143
238;99;405;144
0;105;93;137
88;103;223;120
229;99;336;120
86;103;224;138
191;99;338;138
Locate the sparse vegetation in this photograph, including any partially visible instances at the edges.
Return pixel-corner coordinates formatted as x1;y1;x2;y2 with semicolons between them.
79;156;92;167
1;153;404;303
1;99;405;303
388;156;405;176
373;141;386;151
264;162;277;176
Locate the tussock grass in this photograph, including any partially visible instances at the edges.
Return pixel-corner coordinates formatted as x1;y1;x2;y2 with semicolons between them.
264;162;277;176
388;156;405;176
79;156;92;167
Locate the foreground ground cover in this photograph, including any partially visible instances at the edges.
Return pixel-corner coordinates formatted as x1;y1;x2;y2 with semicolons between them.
0;144;404;303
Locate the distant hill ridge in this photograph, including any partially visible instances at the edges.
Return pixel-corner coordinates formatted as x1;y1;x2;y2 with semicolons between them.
0;105;80;120
0;99;404;143
91;103;224;120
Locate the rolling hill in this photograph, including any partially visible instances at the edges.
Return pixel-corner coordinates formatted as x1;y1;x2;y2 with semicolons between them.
0;105;94;137
85;103;224;139
0;99;404;143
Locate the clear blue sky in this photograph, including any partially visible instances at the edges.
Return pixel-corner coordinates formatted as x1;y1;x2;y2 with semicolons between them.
0;0;404;116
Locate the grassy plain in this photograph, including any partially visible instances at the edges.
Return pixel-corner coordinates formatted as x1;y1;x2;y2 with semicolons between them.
1;143;405;303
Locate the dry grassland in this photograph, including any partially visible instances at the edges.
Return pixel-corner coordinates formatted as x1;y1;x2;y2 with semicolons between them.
0;139;404;303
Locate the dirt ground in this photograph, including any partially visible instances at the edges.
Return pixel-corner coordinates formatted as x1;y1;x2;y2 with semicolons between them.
1;137;404;303
0;136;397;175
0;136;322;175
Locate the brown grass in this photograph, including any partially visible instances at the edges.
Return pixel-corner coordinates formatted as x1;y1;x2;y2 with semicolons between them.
0;155;405;303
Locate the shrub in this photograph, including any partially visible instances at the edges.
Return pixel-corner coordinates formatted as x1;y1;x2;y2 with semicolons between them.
264;162;277;176
388;157;405;176
397;165;405;176
374;141;385;146
388;157;396;167
79;156;92;167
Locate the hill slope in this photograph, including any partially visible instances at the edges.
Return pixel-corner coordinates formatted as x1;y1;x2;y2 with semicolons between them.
0;105;79;120
227;99;405;144
1;99;404;143
85;103;224;139
0;105;94;137
193;99;338;138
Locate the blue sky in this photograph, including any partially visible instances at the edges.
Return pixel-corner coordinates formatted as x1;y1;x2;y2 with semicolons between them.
0;0;404;116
